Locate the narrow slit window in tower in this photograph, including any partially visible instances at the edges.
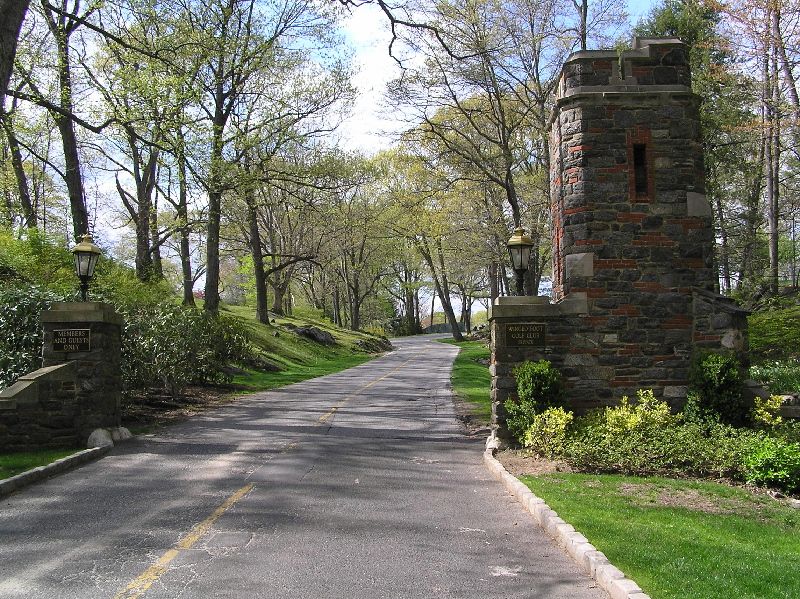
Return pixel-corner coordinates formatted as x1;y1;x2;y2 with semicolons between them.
633;144;648;197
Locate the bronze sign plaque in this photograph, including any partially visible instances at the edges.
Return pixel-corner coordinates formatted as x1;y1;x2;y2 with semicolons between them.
53;329;91;352
504;323;546;347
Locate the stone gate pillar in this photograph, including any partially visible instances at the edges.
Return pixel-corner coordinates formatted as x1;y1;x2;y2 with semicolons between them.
41;302;123;437
489;295;589;443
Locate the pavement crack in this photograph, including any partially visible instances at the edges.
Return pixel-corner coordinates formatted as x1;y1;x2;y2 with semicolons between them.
300;463;316;481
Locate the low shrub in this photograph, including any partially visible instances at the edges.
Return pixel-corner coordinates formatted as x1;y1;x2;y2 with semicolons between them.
566;390;685;475
121;303;251;398
511;385;800;495
504;360;563;444
521;407;573;458
514;359;563;409
563;390;765;480
689;351;748;426
603;389;675;436
751;394;784;429
744;437;800;494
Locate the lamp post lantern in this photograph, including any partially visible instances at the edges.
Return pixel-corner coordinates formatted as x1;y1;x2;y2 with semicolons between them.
71;233;101;301
507;227;534;296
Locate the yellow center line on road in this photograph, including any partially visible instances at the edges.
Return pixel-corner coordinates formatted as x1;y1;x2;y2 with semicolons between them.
317;353;423;424
114;349;429;597
112;483;254;599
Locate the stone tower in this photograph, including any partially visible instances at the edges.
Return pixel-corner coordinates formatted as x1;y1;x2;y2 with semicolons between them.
489;38;748;429
550;37;714;301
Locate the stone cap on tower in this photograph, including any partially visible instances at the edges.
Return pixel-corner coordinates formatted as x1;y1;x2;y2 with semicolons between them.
556;37;691;99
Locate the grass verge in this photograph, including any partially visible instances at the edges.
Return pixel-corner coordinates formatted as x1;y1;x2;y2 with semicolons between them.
440;339;491;424
0;448;78;481
521;472;800;599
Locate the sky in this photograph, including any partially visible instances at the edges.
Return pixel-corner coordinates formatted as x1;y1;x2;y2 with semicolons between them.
336;0;660;155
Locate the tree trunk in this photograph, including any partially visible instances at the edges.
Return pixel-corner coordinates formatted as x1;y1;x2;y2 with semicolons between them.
176;132;195;306
204;98;226;314
737;156;764;291
333;285;341;326
0;112;35;228
42;4;88;240
350;300;360;331
417;238;463;341
572;0;588;50
431;272;462;341
403;267;416;333
489;262;499;303
246;197;269;324
772;5;800;128
764;29;780;294
348;278;361;331
413;288;420;330
134;189;152;278
462;291;473;332
0;0;30;102
714;194;732;293
271;281;286;315
150;194;163;280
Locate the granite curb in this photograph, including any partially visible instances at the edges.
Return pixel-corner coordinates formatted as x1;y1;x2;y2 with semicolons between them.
0;446;111;499
483;448;651;599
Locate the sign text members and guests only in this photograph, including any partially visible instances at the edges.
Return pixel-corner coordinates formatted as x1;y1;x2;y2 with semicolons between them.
52;329;91;352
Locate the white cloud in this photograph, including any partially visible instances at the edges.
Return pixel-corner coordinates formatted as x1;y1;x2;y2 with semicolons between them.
337;4;407;154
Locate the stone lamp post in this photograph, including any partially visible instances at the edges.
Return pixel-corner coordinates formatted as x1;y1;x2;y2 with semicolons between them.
71;233;101;301
507;227;534;296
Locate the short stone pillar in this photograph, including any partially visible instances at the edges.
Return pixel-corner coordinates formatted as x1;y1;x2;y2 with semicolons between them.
489;294;589;441
41;302;123;436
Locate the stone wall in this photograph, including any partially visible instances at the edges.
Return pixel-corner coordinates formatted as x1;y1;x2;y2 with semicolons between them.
0;302;123;451
0;363;80;451
489;38;749;436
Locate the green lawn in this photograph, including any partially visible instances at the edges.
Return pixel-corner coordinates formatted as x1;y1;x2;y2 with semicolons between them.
0;448;78;481
749;305;800;362
232;353;374;391
522;472;800;599
441;339;492;423
223;304;386;392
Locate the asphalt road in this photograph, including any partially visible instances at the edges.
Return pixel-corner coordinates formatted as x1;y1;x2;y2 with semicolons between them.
0;335;607;599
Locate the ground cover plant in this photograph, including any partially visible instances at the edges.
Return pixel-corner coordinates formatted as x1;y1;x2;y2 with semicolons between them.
520;472;800;599
750;360;800;394
0;448;78;480
748;304;800;362
440;339;492;424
